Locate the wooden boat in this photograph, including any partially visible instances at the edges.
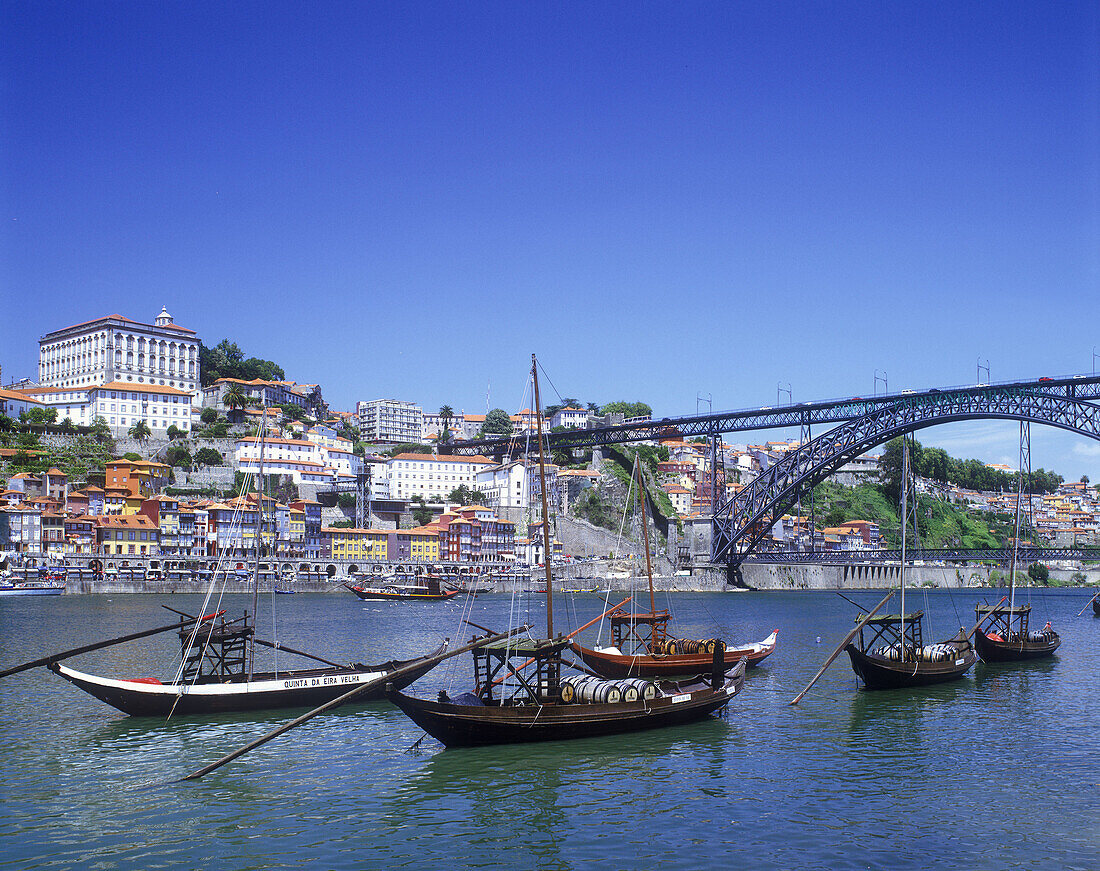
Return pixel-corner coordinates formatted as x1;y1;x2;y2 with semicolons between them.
974;603;1060;661
344;577;459;601
387;355;746;747
974;424;1060;662
41;404;445;718
571;611;776;678
389;638;745;747
571;460;776;679
844;437;975;690
846;615;976;689
50;613;446;717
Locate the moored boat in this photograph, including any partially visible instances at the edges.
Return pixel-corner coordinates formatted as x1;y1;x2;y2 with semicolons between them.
571;459;776;679
844;436;975;690
0;581;64;596
50;617;445;717
387;355;747;747
344;578;459;601
974;424;1061;663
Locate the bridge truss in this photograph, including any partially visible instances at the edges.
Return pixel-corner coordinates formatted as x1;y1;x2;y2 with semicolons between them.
443;374;1100;568
713;383;1100;567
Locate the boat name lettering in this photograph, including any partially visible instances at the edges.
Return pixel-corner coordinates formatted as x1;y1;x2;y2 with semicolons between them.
283;679;310;689
954;659;964;665
671;693;690;704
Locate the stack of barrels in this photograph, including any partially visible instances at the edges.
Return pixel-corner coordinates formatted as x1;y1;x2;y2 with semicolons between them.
560;675;659;704
650;638;719;655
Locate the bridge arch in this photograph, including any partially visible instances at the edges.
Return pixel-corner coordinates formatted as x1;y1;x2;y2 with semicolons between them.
713;387;1100;566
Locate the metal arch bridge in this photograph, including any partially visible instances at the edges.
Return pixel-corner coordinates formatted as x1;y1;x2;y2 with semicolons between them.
713;379;1100;568
443;373;1100;567
445;374;1100;456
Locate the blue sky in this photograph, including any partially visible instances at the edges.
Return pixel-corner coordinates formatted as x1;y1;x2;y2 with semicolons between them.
3;2;1098;479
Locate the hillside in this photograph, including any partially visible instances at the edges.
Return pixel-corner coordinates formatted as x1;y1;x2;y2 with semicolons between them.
810;481;1002;549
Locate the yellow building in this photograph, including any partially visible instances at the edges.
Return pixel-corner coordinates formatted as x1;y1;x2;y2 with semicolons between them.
326;527;389;561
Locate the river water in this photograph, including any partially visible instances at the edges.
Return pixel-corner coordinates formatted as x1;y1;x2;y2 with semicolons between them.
1;588;1096;870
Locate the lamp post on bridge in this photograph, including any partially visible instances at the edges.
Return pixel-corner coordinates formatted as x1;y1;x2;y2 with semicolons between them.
874;369;888;397
977;357;990;385
777;382;791;406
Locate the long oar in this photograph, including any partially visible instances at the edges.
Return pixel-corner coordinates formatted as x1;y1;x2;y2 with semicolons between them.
789;591;893;706
178;625;526;782
1075;589;1100;618
0;611;223;681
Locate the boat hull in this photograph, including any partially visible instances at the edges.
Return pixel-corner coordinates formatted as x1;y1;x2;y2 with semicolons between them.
0;584;64;596
50;646;445;717
388;663;745;747
346;585;458;601
845;643;977;690
974;628;1060;662
1094;598;1100;617
571;630;777;679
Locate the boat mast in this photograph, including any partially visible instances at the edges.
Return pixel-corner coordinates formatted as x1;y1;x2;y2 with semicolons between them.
637;459;656;615
249;397;267;679
531;354;555;638
1008;422;1029;618
899;436;909;658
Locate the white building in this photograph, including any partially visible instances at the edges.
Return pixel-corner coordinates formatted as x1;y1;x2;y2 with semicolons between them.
357;399;423;444
0;387;45;419
475;459;561;511
387;453;494;501
38;307;200;395
15;382;193;436
550;407;589;429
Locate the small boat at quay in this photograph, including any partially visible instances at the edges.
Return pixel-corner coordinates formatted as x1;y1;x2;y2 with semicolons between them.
0;581;64;596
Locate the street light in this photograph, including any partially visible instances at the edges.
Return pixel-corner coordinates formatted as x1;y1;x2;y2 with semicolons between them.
874;369;887;397
977;357;990;385
777;382;791;406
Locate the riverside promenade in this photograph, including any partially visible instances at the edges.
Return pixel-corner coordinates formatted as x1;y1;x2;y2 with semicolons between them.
6;555;1098;593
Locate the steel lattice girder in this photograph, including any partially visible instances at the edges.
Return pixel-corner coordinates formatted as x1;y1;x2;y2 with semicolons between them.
445;375;1100;457
712;387;1100;565
739;547;1100;564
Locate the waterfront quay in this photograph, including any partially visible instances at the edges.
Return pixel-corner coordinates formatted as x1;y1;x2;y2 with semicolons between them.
8;553;1100;593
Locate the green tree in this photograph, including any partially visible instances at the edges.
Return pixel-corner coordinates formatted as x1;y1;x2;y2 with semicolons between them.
410;495;433;526
90;416;112;443
44;408;58;424
165;444;193;470
222;384;251;422
1027;562;1049;585
128;419;152;442
600;401;652;419
879;437;924;507
0;414;11;432
58;417;76;433
200;407;218;425
166;424;182;440
122;452;142;462
480;408;513;436
193;447;224;466
439;405;455;442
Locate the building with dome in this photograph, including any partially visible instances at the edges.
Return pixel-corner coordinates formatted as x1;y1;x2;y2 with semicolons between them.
38;307;201;396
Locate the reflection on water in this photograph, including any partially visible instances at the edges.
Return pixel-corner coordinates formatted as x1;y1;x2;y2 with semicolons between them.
1;589;1098;869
